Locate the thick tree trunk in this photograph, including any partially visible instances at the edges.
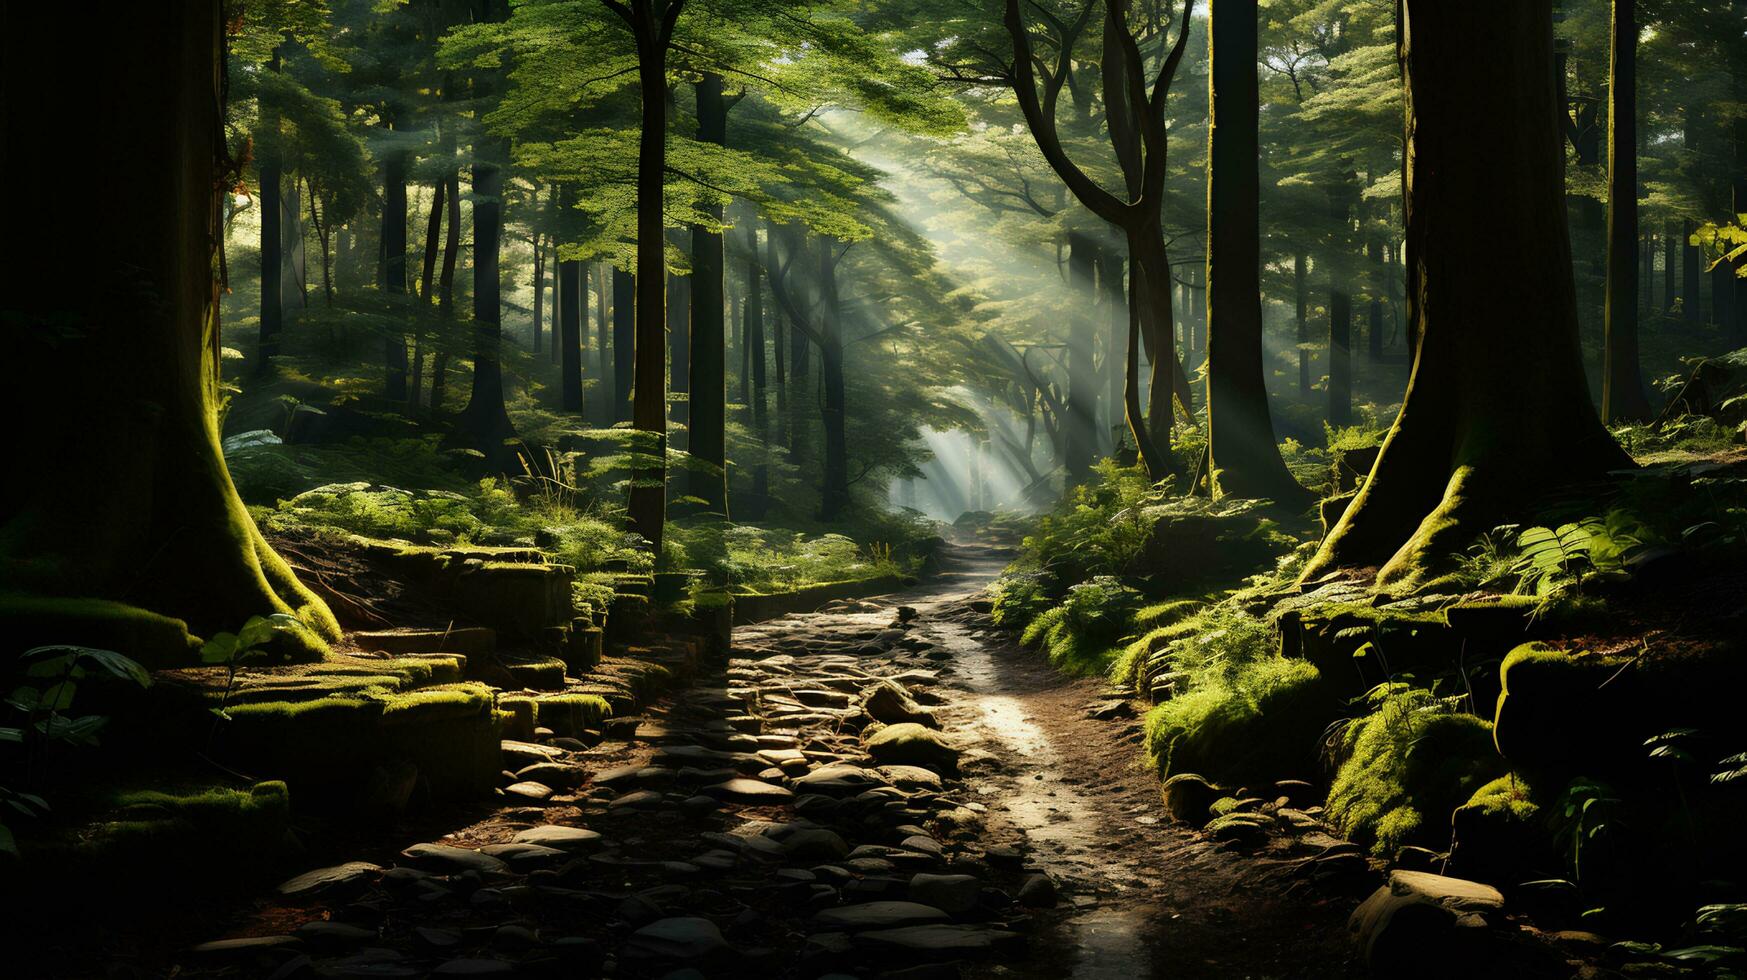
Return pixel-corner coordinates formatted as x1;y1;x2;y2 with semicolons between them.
687;73;729;516
559;259;583;413
627;35;669;549
1303;0;1633;586
1602;0;1652;422
451;141;518;465
1124;230;1181;480
614;268;635;422
1206;0;1306;502
1063;233;1099;481
0;2;337;663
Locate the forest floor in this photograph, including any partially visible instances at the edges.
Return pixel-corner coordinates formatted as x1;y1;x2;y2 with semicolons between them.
152;538;1391;979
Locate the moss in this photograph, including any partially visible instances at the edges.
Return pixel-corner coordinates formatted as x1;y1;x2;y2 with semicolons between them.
1019;576;1143;676
1144;658;1332;786
1491;642;1613;767
0;594;198;668
1327;701;1506;856
532;692;612;735
1461;775;1540;822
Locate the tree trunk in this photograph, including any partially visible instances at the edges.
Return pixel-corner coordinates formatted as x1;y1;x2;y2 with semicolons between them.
1101;248;1125;452
1295;253;1311;396
1683;218;1702;325
1602;0;1652;422
1063;233;1099;481
1662;220;1677;313
817;242;850;520
450;140;518;465
1328;289;1351;427
1302;0;1633;587
382;149;409;401
747;239;769;517
0;1;337;662
1206;0;1307;502
411;176;446;409
613;267;635;422
687;73;730;516
559;259;583;412
596;263;610;396
668;262;691;433
532;193;547;355
627;21;670;549
257;54;283;377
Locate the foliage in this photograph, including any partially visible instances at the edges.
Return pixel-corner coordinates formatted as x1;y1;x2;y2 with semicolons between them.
2;645;152;856
1143;657;1328;787
1017;576;1144;675
1325;683;1506;856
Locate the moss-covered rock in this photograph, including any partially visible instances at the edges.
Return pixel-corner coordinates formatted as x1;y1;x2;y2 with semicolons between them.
1161;773;1225;826
1448;775;1550;883
1144;658;1334;787
1327;703;1507;857
865;722;960;774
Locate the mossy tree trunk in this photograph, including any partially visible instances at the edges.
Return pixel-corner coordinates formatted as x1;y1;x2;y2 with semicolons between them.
0;1;338;662
1205;0;1307;503
1301;0;1634;587
257;49;284;378
1602;0;1652;422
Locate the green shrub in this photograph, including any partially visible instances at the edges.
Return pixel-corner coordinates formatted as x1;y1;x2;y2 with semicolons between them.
1144;657;1330;787
989;570;1055;630
1326;686;1506;856
1018;576;1143;675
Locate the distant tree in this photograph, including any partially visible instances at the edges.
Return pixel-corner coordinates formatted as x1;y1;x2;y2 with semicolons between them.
1602;0;1653;421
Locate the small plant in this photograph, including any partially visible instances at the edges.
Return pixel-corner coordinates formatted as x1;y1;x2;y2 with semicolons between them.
2;645;151;855
201;614;313;724
1554;777;1624;886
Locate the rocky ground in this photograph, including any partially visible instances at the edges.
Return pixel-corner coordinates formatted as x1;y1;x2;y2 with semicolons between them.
168;541;1388;979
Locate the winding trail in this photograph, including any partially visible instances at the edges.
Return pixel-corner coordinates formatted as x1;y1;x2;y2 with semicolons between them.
176;537;1364;979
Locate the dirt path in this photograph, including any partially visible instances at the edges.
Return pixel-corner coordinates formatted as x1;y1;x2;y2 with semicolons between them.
171;539;1365;979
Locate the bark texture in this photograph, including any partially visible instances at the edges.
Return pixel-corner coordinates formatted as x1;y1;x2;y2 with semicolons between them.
0;2;337;663
1302;0;1634;586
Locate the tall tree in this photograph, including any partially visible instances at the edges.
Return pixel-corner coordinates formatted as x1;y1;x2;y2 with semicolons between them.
1;1;337;660
258;50;285;377
560;257;584;412
1302;0;1633;586
1204;0;1306;502
687;72;731;515
1602;0;1653;421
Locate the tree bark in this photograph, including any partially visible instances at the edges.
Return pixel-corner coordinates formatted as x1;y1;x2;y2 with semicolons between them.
450;139;519;465
1328;288;1351;427
382;148;410;401
613;267;635;422
559;258;583;412
1206;0;1307;502
687;73;730;516
0;1;337;662
1295;252;1310;396
257;51;283;377
1602;0;1652;422
817;242;850;521
1063;233;1100;481
1302;0;1633;587
747;236;769;516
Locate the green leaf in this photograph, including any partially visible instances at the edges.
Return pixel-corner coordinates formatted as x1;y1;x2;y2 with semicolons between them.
199;633;240;663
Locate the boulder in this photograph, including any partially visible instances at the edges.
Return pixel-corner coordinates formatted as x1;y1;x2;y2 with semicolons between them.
275;861;383;899
1349;871;1504;976
400;843;508;875
907;873;982;915
864;724;959;774
862;680;938;728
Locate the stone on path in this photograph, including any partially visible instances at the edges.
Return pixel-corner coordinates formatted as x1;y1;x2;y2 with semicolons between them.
854;923;1020;955
275;861;382;898
624;916;730;961
500;739;562;767
1017;873;1058;908
1350;871;1506;974
512;825;603;850
908;873;982;915
503;780;554;801
864;723;959;773
861;680;938;728
400;842;508;875
813;901;951;931
702;777;794;805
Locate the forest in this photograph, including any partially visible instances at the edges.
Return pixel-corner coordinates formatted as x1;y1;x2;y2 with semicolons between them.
1;0;1745;976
